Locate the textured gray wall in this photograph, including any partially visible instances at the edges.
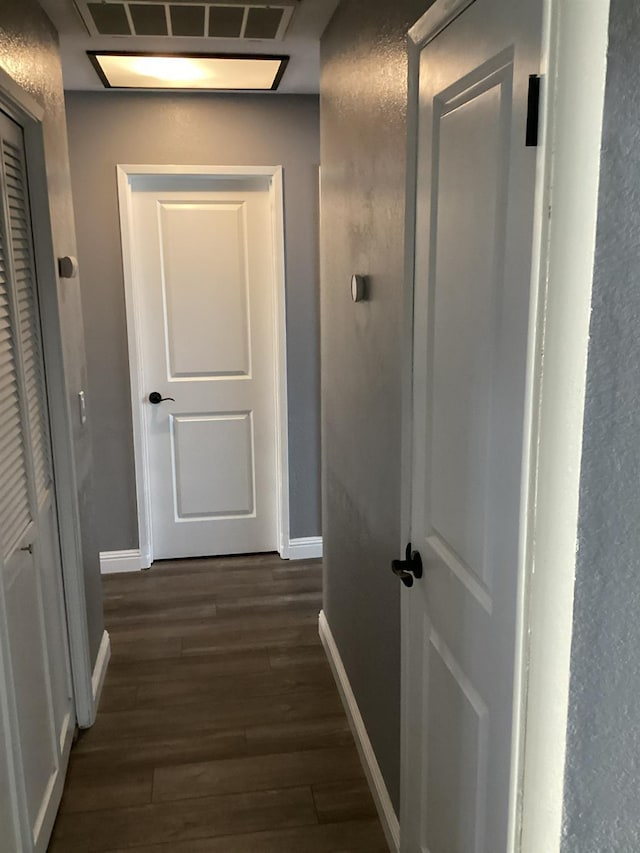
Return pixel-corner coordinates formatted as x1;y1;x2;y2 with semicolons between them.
65;92;321;551
562;2;640;850
320;0;434;811
0;1;103;664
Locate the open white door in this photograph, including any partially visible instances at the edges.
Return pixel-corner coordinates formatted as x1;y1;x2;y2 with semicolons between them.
400;0;543;850
129;176;280;560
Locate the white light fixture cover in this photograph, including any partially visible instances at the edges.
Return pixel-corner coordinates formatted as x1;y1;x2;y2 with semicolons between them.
88;51;288;90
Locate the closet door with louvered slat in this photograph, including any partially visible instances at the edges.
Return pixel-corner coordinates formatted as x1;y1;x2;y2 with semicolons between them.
0;110;73;853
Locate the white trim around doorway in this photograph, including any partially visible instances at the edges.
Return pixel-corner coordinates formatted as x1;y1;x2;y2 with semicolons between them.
513;2;610;850
117;164;291;568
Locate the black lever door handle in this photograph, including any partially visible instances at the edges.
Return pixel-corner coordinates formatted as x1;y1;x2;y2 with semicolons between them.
391;543;423;588
149;391;175;404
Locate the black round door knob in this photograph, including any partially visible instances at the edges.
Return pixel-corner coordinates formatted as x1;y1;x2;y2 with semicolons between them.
149;391;175;404
391;544;423;588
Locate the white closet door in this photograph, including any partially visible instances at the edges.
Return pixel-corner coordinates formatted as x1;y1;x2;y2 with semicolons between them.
0;110;74;853
0;172;27;853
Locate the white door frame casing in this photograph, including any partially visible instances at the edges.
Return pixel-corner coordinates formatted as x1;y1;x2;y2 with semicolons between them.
0;67;95;734
400;1;610;851
117;164;291;568
513;2;610;849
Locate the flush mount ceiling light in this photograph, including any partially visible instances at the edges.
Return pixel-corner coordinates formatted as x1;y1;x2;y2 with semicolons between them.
88;51;289;90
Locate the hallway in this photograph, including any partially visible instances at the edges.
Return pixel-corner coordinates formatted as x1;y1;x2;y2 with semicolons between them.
48;555;387;852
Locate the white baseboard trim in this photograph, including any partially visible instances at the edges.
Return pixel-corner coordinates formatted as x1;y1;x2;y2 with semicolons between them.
285;536;323;560
319;610;400;853
102;544;322;568
100;549;150;574
91;630;111;712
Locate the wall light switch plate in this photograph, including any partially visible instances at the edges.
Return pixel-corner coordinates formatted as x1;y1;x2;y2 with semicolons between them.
78;391;87;426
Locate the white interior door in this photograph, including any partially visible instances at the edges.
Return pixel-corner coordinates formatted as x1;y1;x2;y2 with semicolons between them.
131;177;279;560
0;110;74;852
401;0;542;850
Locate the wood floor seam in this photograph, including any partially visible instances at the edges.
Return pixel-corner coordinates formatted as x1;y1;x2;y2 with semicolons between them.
147;777;345;806
310;779;322;825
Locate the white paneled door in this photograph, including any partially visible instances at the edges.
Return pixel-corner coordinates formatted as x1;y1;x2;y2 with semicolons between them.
0;110;74;851
132;179;278;559
402;0;542;850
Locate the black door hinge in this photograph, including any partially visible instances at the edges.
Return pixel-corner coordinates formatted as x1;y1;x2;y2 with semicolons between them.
526;75;541;147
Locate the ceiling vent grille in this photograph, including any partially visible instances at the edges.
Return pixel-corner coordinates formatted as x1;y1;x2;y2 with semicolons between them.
75;1;295;39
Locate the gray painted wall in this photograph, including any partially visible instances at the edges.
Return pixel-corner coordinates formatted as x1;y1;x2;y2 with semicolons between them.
0;0;103;664
65;91;321;552
320;0;434;812
562;2;640;849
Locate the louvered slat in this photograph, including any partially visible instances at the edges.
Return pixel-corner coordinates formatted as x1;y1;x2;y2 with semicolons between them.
0;223;31;556
0;418;26;467
2;137;52;505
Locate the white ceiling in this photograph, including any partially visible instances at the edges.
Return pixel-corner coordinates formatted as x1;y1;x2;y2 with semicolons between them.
38;0;340;93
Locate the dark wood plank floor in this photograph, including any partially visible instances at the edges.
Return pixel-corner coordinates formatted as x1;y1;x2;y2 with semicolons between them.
48;554;388;852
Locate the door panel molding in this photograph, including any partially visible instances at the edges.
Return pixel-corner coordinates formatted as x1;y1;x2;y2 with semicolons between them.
158;199;252;379
170;411;256;520
426;627;489;853
117;164;291;566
